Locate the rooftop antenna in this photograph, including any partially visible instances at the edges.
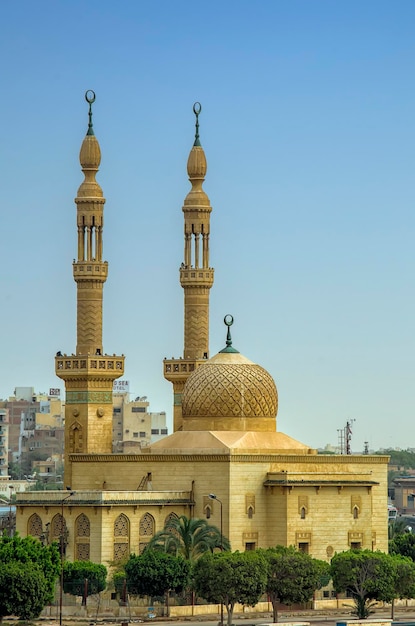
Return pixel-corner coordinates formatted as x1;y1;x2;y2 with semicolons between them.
345;419;356;455
337;419;356;454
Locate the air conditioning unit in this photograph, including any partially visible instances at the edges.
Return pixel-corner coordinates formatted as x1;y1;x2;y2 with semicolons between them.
29;447;34;451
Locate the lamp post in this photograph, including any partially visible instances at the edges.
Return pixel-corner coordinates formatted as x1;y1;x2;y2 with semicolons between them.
59;491;75;626
8;485;14;536
209;493;223;626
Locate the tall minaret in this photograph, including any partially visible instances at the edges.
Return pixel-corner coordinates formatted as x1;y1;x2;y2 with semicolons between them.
164;103;214;432
56;91;124;485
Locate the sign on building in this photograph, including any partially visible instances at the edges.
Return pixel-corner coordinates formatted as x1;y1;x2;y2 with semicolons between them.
113;380;130;393
49;388;61;397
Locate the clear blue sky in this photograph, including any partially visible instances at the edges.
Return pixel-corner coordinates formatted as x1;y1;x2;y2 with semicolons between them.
0;1;414;451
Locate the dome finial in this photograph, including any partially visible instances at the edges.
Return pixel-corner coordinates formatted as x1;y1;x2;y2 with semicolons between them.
220;315;239;354
193;102;202;147
85;90;96;136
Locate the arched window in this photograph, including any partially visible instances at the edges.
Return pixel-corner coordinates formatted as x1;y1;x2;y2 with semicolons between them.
51;513;64;539
28;513;42;538
69;421;83;454
75;514;90;561
353;506;359;520
138;513;155;555
300;507;306;520
114;514;130;562
247;506;254;520
139;513;155;537
164;512;179;526
51;513;67;555
205;505;211;520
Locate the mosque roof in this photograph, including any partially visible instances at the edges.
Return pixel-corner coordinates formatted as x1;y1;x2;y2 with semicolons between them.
149;430;313;454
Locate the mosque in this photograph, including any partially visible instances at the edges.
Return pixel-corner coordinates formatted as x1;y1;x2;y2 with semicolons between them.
16;94;388;565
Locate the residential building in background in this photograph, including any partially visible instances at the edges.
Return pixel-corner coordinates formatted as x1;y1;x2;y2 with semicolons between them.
0;409;9;478
112;390;168;452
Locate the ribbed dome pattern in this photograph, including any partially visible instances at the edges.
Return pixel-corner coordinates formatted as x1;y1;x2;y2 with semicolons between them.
182;352;278;420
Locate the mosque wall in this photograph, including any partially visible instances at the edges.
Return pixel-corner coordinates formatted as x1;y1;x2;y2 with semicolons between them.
64;451;388;557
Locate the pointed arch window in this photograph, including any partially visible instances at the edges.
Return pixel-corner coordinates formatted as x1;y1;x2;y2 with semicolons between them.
28;513;42;538
139;513;155;536
75;514;90;561
51;513;67;555
69;421;83;454
114;514;130;562
164;512;179;526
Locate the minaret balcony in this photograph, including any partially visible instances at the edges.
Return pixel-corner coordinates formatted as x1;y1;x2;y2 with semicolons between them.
180;268;214;287
164;357;208;383
55;354;124;379
73;261;108;279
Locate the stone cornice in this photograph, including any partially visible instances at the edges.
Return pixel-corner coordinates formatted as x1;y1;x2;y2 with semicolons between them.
69;453;389;464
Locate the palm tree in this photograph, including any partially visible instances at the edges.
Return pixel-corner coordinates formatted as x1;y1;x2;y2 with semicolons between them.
146;515;231;562
388;518;413;540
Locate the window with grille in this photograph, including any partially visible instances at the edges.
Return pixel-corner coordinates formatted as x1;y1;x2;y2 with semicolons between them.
75;514;91;561
114;514;129;537
113;514;130;562
165;512;179;525
28;513;42;538
139;513;155;536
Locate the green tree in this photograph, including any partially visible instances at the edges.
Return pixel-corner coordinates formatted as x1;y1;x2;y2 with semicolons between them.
376;449;415;470
0;533;60;603
63;561;107;605
390;531;415;561
193;550;268;626
260;546;330;622
0;561;50;620
391;555;415;619
146;515;230;561
125;550;189;616
331;550;397;619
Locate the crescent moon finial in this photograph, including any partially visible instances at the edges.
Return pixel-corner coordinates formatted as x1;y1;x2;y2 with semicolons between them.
85;90;96;136
193;101;202;147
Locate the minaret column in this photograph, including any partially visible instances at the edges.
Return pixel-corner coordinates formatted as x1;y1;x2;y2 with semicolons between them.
164;103;214;432
56;91;124;485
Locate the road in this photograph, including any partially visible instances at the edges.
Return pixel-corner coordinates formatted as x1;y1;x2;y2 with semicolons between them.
121;609;415;626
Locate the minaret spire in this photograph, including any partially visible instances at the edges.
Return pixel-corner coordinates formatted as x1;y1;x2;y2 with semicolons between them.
56;91;124;485
164;103;214;432
74;89;106;356
193;101;201;146
86;89;95;136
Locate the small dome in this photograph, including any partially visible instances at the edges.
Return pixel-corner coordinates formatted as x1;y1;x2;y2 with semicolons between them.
183;105;209;209
76;90;103;198
187;145;207;179
182;351;278;432
79;134;101;170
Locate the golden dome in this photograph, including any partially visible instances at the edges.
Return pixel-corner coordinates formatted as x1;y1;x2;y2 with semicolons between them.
182;317;278;432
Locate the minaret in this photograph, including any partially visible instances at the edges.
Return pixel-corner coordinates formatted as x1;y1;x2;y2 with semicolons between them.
164;103;214;432
56;91;124;485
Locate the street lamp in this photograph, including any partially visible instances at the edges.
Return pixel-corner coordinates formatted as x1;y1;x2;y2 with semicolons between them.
208;493;223;550
59;490;75;626
8;485;14;536
209;493;223;626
